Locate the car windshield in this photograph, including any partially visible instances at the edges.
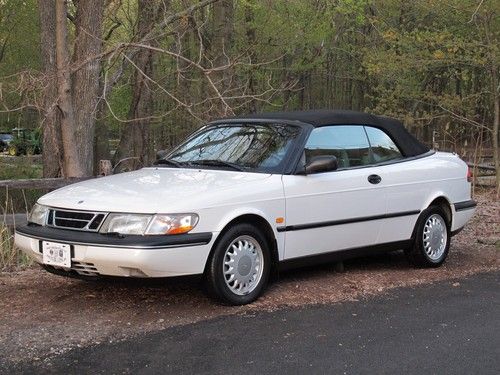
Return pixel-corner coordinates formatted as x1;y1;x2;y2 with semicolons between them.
165;124;301;173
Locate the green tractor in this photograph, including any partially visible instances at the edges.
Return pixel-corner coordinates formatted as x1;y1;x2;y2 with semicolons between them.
7;128;42;156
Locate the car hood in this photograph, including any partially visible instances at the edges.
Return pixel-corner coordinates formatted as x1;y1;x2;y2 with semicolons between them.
38;167;273;213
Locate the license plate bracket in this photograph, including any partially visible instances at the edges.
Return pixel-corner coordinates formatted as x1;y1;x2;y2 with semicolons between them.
42;241;72;268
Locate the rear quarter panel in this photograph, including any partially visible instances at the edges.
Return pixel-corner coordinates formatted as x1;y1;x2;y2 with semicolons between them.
377;151;471;242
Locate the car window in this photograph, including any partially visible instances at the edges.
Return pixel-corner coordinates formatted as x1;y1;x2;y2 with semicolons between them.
168;124;301;173
365;127;403;163
304;126;371;168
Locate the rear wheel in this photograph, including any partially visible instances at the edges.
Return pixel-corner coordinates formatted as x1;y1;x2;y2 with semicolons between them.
405;206;450;267
206;223;271;305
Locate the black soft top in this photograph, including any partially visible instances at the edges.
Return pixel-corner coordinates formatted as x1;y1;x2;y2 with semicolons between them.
221;109;429;157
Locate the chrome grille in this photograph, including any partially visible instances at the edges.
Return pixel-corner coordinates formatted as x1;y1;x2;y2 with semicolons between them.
47;209;107;232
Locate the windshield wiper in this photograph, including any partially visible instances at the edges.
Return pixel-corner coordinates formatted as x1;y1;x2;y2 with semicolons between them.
153;158;184;168
189;159;245;171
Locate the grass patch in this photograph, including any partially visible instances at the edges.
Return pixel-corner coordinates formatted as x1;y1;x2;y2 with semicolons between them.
0;156;43;180
0;157;40;269
0;222;32;271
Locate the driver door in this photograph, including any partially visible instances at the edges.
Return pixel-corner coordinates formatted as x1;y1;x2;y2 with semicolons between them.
281;125;386;260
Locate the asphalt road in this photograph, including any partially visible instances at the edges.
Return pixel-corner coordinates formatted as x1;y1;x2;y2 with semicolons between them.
8;271;500;374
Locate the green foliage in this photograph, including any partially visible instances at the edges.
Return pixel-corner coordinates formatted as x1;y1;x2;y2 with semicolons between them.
0;0;41;130
0;0;498;153
106;83;133;135
0;0;40;74
363;0;499;134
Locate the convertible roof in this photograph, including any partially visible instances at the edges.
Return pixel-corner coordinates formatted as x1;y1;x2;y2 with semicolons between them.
222;109;430;157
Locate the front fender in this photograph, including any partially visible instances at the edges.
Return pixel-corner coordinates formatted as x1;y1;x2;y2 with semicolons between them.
201;204;286;261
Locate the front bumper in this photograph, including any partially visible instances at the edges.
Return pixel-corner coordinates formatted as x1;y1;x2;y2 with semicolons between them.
15;225;217;278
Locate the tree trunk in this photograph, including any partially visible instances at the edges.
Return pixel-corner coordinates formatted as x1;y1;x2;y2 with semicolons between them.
211;0;234;115
38;0;63;177
113;48;155;166
480;12;500;197
493;85;499;198
490;52;499;199
244;4;257;113
72;0;105;176
212;0;234;70
55;0;85;177
113;0;165;167
93;89;110;174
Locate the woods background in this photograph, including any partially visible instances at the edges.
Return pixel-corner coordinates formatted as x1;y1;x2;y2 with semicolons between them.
0;0;498;189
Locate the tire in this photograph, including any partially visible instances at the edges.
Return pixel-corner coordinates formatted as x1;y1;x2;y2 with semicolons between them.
405;206;451;267
205;223;271;305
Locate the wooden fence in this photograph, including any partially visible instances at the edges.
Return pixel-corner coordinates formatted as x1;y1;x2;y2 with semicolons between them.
1;177;94;230
0;177;92;190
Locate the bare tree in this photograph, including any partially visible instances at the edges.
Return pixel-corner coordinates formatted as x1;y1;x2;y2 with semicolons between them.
113;0;167;166
106;0;295;166
474;9;500;196
37;0;105;177
4;0;295;177
72;0;105;175
244;3;257;113
210;0;234;112
38;0;63;177
55;0;84;177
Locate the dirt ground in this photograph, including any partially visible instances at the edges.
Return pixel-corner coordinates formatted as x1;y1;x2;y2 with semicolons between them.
0;189;498;366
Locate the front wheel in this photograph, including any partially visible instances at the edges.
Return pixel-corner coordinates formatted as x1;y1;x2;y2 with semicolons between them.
205;223;271;305
405;206;451;267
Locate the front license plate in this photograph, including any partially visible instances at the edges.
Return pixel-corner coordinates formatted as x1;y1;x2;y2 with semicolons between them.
42;241;71;268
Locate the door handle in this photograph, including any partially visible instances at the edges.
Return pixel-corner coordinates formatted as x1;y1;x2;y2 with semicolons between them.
368;174;382;184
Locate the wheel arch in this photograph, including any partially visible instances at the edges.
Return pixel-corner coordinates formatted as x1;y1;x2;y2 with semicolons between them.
412;195;453;241
425;195;452;225
204;213;279;276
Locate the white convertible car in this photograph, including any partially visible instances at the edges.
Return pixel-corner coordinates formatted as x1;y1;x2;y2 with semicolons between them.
16;110;476;305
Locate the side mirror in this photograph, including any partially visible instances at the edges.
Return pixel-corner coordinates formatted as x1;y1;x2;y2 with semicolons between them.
304;155;338;175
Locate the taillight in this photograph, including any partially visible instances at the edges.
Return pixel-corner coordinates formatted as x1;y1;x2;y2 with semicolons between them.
467;166;472;183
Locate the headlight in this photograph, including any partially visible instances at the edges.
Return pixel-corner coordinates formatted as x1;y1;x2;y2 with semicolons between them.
28;203;49;225
100;213;199;235
146;214;199;235
100;214;152;235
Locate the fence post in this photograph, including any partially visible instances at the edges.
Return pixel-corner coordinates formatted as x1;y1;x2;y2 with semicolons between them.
99;160;113;176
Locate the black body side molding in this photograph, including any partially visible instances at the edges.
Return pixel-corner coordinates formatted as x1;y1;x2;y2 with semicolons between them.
454;200;477;212
277;210;420;232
